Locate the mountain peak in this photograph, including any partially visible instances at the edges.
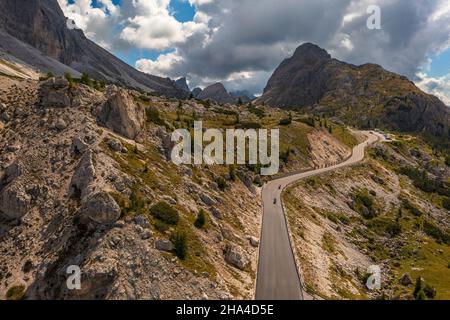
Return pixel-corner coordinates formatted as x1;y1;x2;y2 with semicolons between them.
175;77;190;92
197;82;235;103
292;43;331;61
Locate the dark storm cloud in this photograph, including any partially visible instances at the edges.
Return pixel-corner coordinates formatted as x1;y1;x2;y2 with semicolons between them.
138;0;450;97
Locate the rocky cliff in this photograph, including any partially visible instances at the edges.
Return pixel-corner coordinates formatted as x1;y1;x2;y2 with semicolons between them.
0;0;186;98
197;83;235;104
257;43;450;142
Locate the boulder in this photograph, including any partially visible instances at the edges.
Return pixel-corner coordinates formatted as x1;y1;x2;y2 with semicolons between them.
0;180;32;219
39;77;71;108
155;239;173;252
200;193;216;206
55;118;68;131
211;207;223;220
107;138;123;152
97;89;145;139
81;192;121;224
72;136;89;155
134;215;150;229
224;244;249;270
249;236;259;248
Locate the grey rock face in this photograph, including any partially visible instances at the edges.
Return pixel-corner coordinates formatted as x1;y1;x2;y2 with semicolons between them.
197;83;235;104
81;192;121;224
69;150;96;199
72;136;89;155
237;170;256;194
0;0;188;98
0;180;32;219
192;87;203;98
174;77;190;92
97;89;145;139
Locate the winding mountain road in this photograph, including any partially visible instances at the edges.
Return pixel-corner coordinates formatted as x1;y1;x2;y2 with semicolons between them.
255;131;383;300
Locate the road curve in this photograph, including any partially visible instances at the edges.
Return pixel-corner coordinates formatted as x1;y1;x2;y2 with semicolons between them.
255;131;382;300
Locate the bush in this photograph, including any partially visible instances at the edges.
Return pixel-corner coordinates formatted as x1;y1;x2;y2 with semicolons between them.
353;189;377;219
299;117;316;127
280;148;291;163
6;285;25;300
443;197;450;210
235;122;262;129
248;105;265;118
64;72;74;84
423;221;450;244
229;165;236;181
401;198;423;217
279;118;292;126
216;176;227;191
413;277;425;300
154;220;169;233
129;189;146;215
194;209;207;229
386;221;402;237
146;107;165;126
39;71;54;81
80;72;92;86
424;284;437;299
171;231;188;260
150;202;179;225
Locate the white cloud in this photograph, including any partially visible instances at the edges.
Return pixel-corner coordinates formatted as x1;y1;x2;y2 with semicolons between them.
136;51;184;77
416;71;450;106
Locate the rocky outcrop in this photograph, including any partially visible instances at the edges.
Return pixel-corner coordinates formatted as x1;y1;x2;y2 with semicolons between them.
80;192;121;224
0;180;32;219
197;83;235;104
174;77;190;92
256;43;450;142
97;89;145;140
0;0;187;97
192;88;203;98
69;150;96;199
39;77;71;108
237;170;256;194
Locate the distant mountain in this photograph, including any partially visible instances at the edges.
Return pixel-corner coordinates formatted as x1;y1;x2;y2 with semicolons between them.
256;43;450;140
192;87;203;98
0;0;186;98
197;83;235;104
230;90;256;103
175;77;190;92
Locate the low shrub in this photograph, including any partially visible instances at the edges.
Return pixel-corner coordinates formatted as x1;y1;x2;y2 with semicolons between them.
6;285;25;300
171;231;188;260
150;202;179;225
194;209;207;229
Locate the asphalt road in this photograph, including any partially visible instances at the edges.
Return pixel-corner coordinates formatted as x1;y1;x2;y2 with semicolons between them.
255;131;382;300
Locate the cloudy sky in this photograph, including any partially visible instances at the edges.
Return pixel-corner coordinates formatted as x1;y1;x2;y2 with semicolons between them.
58;0;450;104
